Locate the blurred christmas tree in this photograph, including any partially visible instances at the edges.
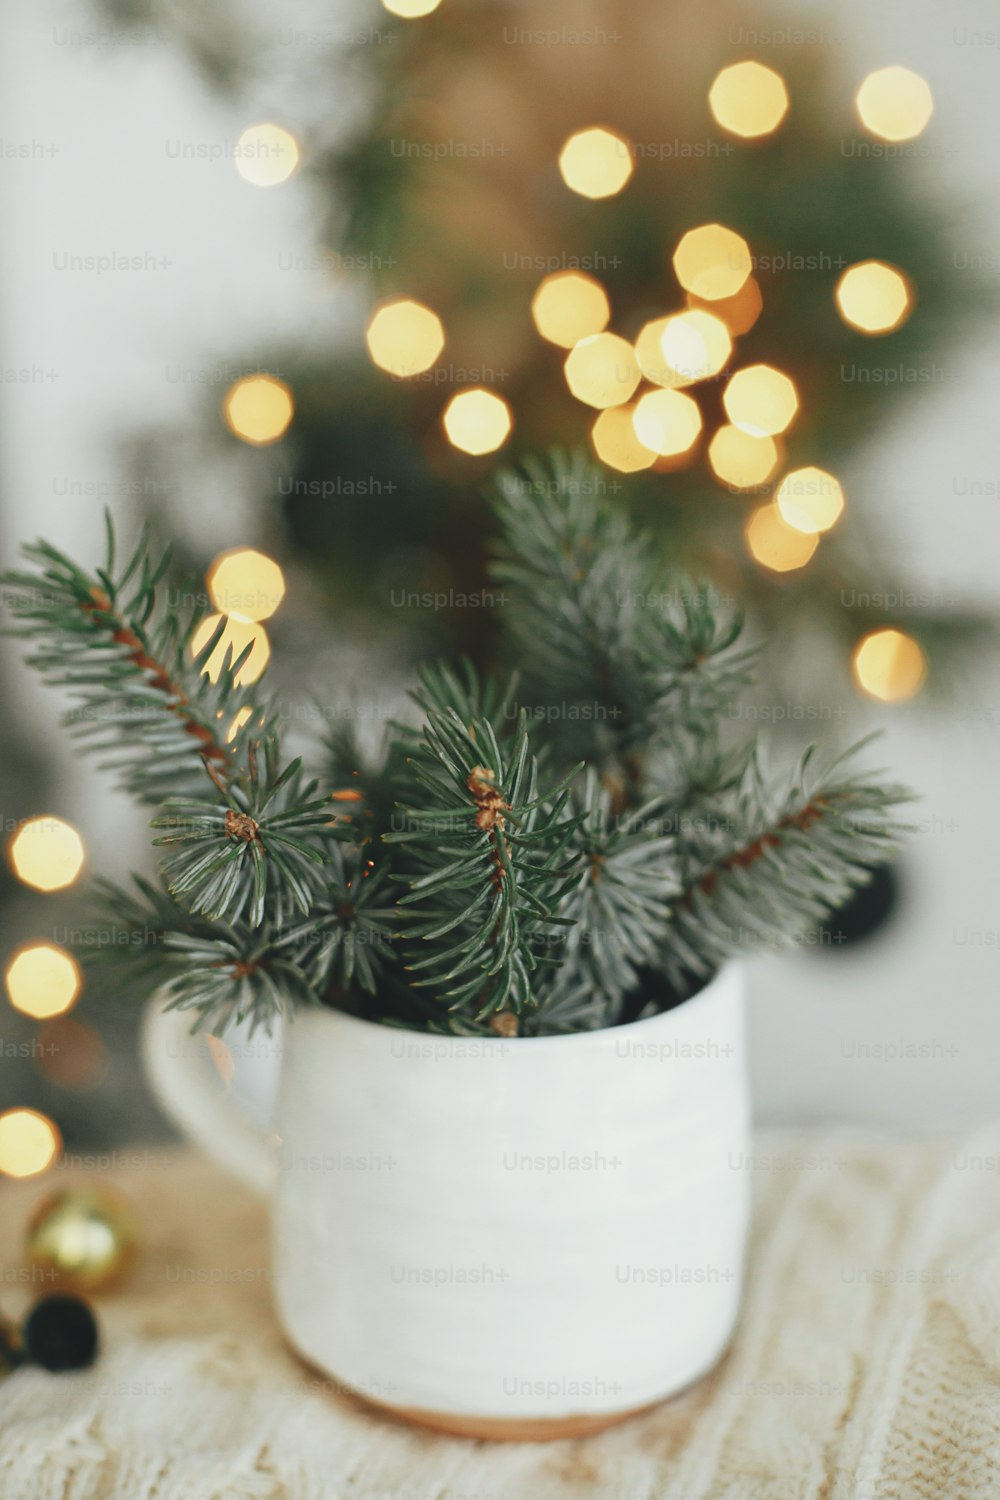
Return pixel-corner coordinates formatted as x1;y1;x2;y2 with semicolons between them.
96;0;992;697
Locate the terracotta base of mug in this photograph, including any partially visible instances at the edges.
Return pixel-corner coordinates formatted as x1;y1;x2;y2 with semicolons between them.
289;1338;665;1441
369;1393;661;1442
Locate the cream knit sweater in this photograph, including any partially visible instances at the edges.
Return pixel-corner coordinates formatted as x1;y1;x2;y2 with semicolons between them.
1;1130;999;1498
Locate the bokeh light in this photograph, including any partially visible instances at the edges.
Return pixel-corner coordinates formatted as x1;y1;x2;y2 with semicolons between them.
708;425;779;490
660;310;732;383
558;127;633;199
531;272;610;348
365;297;445;377
590;406;656;473
224;375;294;446
708;61;789;139
208;549;286;623
442;388;513;454
835;261;912;335
8;817;85;893
5;944;82;1020
36;1018;109;1091
234;123;300;187
673;224;752;301
745;503;819;572
635;317;682;388
0;1109;62;1179
723;364;799;437
690;277;763;335
191;614;271;686
564;333;641;409
855;66;933;142
853;628;927;702
226;705;255;743
775;467;845;534
382;0;442;15
632;389;702;457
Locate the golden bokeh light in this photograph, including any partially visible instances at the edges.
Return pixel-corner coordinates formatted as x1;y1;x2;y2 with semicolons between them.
234;123;300;188
365;297;445;378
776;467;845;534
226;705;255;743
855;66;933;142
745;503;819;573
191;614;271;686
632;389;702;457
708;425;779;490
531;271;610;348
723;364;799;437
5;944;82;1021
708;61;789;139
635;317;683;388
590;406;656;473
0;1109;62;1179
672;224;752;302
224;375;294;446
564;333;641;409
853;628;927;702
442;388;513;455
660;310;732;384
8;816;85;893
691;276;764;335
382;0;442;15
558;127;633;200
835;261;912;335
208;549;286;623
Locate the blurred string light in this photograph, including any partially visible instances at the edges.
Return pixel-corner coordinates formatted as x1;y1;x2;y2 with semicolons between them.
745;503;819;572
8;816;84;893
531;272;610;348
558;127;633;199
234;123;300;188
590;406;655;473
835;261;912;335
5;944;81;1020
365;297;445;377
208;548;286;623
659;310;731;383
0;1109;62;1179
672;224;752;301
723;364;799;437
224;375;294;445
690;276;763;335
564;333;640;408
708;425;779;490
776;467;845;534
442;388;512;454
382;0;442;16
632;389;702;458
852;628;927;701
855;66;933;142
635;317;681;388
708;61;789;139
226;705;256;743
37;1018;109;1091
191;614;271;686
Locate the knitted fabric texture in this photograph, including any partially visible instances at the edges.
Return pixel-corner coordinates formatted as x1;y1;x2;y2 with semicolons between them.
1;1131;999;1499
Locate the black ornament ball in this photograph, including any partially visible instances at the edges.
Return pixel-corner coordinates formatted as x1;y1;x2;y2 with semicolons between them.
23;1295;99;1372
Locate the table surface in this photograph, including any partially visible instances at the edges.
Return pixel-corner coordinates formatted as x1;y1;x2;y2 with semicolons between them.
2;1129;1000;1499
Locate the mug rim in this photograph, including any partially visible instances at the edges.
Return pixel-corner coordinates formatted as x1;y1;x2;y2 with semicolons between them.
292;961;741;1050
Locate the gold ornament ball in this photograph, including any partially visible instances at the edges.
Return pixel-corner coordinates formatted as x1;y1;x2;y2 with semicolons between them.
27;1186;138;1293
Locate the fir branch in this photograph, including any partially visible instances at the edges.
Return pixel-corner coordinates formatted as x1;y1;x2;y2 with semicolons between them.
532;773;678;1033
385;681;582;1030
661;745;913;989
2;518;252;803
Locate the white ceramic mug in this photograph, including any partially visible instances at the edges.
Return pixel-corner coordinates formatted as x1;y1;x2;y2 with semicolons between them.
143;964;751;1439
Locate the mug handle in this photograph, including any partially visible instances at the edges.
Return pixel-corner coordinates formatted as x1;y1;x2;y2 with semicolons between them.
142;994;277;1196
